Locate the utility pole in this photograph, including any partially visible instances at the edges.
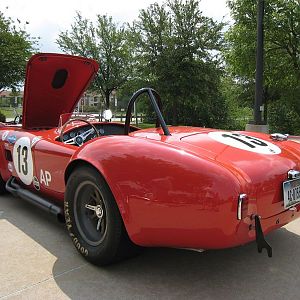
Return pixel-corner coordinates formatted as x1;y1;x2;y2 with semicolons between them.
254;0;264;125
246;0;269;133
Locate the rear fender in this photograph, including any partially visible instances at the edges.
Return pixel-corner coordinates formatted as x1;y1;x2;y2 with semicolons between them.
65;136;135;219
66;135;245;248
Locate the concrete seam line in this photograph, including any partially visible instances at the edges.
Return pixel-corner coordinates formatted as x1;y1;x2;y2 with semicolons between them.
0;263;87;299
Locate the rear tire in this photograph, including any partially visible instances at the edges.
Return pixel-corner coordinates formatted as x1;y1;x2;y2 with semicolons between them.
64;166;139;265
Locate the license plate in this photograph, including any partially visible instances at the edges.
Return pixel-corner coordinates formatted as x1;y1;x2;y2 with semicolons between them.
283;178;300;209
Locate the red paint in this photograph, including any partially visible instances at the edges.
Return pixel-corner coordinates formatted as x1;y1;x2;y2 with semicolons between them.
22;53;98;129
1;54;300;252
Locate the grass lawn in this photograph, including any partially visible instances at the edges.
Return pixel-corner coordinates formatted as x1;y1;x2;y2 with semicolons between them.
136;123;155;129
0;107;22;119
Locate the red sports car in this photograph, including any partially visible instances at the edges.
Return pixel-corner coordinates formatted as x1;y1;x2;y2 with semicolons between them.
1;53;300;265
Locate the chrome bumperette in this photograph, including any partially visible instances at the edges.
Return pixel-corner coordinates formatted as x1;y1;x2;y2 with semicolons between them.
288;170;300;180
237;194;247;220
270;133;289;141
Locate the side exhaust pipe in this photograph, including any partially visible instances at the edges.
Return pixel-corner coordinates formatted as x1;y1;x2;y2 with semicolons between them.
6;177;65;223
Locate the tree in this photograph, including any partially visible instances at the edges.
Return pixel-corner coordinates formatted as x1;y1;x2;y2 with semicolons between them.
220;76;253;130
57;12;134;109
0;11;36;92
131;0;228;127
225;0;300;132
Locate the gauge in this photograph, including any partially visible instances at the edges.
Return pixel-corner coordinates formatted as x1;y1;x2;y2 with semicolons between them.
99;128;105;135
63;134;69;141
70;131;76;138
75;136;84;146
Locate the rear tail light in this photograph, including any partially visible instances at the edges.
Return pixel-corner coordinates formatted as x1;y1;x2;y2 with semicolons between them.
237;194;249;220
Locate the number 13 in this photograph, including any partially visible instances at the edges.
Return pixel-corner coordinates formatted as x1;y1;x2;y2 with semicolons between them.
16;145;28;175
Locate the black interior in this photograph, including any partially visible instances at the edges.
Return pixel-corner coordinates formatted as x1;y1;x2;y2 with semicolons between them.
60;123;138;144
59;88;168;146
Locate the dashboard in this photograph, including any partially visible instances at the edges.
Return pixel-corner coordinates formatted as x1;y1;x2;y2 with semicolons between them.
61;123;138;145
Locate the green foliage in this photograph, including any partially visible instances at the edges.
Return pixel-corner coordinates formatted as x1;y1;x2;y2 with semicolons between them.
82;105;98;113
0;11;37;91
130;0;230;128
117;77;151;111
268;99;300;135
220;76;252;130
225;0;300;124
57;12;135;109
226;0;300;84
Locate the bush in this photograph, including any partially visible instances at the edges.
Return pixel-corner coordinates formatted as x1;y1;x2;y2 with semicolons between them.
268;100;300;135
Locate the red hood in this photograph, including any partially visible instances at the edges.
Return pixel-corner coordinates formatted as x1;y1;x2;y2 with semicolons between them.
22;53;99;129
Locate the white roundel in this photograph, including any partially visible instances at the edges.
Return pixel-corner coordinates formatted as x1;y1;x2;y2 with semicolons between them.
208;131;281;155
13;137;34;185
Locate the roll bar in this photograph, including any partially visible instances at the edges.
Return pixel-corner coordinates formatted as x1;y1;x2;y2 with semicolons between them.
124;88;171;136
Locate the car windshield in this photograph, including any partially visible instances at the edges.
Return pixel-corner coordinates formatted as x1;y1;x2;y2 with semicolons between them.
58;88;166;134
58;113;73;128
58;112;100;127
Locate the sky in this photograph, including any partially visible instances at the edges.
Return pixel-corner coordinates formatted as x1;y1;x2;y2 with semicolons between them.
0;0;230;53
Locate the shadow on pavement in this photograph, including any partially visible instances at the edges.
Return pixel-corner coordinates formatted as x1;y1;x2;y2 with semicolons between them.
1;194;300;299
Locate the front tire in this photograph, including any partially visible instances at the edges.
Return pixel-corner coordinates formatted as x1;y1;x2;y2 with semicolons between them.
64;166;138;265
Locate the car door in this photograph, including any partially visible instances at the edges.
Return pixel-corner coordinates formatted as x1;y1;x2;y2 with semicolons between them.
32;138;75;201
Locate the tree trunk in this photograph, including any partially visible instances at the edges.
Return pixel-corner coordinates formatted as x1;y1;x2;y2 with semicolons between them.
105;91;110;109
263;87;268;122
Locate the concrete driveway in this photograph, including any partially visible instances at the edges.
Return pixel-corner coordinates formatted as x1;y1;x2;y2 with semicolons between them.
1;194;300;300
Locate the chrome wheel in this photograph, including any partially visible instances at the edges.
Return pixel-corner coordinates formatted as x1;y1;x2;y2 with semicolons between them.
74;180;107;246
65;166;141;265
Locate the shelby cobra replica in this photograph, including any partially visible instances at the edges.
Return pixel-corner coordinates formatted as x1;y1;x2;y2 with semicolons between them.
1;53;300;265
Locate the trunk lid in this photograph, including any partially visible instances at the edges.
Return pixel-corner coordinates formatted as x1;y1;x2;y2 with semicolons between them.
178;130;300;218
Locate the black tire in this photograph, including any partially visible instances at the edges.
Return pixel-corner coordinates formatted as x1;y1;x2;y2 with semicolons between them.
64;166;140;265
0;174;7;195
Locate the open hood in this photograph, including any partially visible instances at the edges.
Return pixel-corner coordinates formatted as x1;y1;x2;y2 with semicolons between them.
22;53;99;129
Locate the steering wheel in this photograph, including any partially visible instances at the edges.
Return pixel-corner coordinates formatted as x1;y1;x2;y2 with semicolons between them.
14;115;22;124
59;118;100;146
